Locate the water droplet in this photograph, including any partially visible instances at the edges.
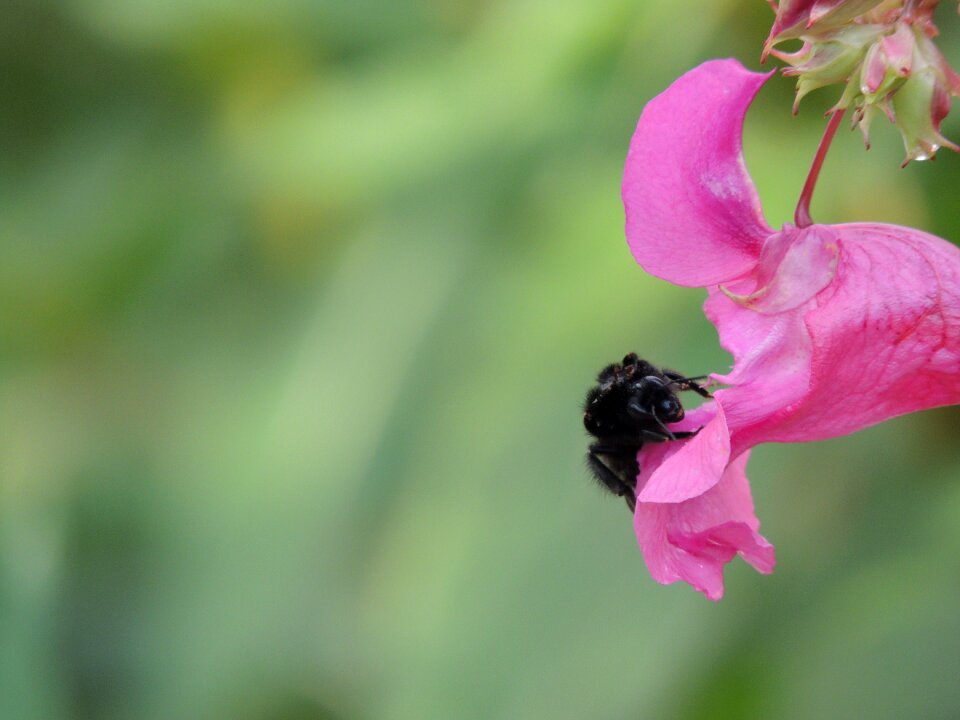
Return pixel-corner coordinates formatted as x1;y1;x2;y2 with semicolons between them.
915;144;939;162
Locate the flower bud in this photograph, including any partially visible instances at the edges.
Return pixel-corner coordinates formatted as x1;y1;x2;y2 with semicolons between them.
773;25;883;111
891;51;960;163
764;0;888;55
766;1;960;163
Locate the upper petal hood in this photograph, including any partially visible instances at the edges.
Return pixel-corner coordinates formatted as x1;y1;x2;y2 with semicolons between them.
623;59;773;287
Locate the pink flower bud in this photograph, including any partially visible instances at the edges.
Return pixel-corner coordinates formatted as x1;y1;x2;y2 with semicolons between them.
765;0;887;56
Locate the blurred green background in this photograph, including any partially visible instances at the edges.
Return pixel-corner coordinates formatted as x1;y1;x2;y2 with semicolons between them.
3;1;960;718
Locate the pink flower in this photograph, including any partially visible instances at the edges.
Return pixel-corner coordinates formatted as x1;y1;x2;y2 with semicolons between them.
621;59;960;600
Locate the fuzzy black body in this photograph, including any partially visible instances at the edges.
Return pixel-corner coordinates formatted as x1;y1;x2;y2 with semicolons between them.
583;353;710;512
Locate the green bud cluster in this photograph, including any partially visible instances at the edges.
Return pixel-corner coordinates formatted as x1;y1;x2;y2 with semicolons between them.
767;0;960;164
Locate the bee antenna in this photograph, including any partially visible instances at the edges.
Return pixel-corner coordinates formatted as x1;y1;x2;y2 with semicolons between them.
667;375;707;385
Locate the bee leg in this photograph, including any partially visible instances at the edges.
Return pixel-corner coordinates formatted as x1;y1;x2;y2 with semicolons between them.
586;447;638;513
663;370;713;398
640;428;674;443
641;426;703;443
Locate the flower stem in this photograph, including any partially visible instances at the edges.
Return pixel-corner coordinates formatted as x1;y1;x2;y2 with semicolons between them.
794;109;845;229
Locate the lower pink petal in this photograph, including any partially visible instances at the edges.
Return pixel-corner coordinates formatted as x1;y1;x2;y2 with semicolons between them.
634;452;775;602
636;402;730;504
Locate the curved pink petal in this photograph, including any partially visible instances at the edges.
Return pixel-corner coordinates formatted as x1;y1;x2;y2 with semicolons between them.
710;222;960;452
636;402;730;504
622;60;772;287
634;452;775;602
719;224;839;314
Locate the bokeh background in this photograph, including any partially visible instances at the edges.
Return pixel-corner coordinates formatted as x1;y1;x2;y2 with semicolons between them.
3;1;960;718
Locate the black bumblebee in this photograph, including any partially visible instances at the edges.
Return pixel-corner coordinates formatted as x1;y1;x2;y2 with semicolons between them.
583;353;711;512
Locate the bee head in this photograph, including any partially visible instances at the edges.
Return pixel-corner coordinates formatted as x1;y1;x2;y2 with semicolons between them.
627;375;685;423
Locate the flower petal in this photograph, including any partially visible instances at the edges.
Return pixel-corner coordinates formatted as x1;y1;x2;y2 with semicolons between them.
622;60;772;287
710;222;960;451
636;402;730;504
707;298;813;454
720;224;839;314
634;451;775;602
